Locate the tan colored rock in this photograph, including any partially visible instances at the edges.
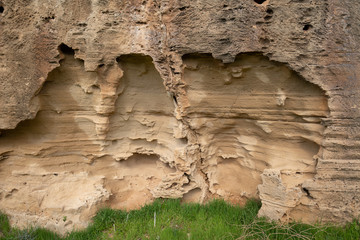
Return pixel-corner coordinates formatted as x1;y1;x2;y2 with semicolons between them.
0;0;359;234
181;54;328;205
258;169;304;221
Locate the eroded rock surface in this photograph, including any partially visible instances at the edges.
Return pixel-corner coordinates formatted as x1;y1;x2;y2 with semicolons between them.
0;0;359;234
182;54;328;209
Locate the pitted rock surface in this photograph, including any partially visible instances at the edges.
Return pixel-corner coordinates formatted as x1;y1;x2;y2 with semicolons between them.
0;0;359;234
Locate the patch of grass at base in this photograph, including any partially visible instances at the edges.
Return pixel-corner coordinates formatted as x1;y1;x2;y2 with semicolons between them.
0;213;60;240
1;199;360;240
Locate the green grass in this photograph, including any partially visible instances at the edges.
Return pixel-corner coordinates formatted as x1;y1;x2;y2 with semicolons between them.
1;199;359;239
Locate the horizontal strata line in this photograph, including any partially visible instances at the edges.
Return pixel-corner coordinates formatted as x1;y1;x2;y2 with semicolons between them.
323;133;360;137
184;114;325;120
43;139;103;143
324;117;360;121
317;171;360;175
323;144;360;149
112;112;175;116
187;93;327;98
36;111;175;117
322;155;360;159
319;159;360;162
186;107;327;112
317;165;360;169
184;114;326;120
324;139;360;143
306;186;360;191
185;119;323;125
185;116;326;120
38;110;99;114
186;103;327;107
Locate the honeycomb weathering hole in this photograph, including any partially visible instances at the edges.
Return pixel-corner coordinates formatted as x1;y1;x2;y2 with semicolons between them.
303;24;313;31
254;0;266;4
59;43;75;55
266;8;273;14
182;53;329;206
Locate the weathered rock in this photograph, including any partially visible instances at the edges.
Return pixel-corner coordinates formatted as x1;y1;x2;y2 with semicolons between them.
0;0;359;234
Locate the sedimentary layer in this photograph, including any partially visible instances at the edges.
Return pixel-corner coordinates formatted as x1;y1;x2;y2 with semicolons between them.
0;0;359;234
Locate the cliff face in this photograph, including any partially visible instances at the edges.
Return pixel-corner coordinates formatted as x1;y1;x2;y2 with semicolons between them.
0;0;359;234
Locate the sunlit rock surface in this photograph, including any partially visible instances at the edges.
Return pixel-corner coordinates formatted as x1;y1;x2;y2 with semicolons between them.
0;0;359;234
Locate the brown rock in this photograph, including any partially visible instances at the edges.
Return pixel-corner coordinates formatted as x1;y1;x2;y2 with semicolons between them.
0;0;359;234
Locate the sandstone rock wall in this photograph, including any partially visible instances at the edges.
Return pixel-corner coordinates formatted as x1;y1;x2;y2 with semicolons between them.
0;0;359;234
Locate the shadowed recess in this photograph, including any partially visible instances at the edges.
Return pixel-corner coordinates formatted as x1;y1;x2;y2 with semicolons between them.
182;53;329;207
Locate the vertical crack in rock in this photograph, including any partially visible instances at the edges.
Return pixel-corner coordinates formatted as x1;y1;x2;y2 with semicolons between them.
104;54;194;203
181;53;329;215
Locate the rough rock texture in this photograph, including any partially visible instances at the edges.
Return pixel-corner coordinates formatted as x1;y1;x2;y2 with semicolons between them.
0;0;359;234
